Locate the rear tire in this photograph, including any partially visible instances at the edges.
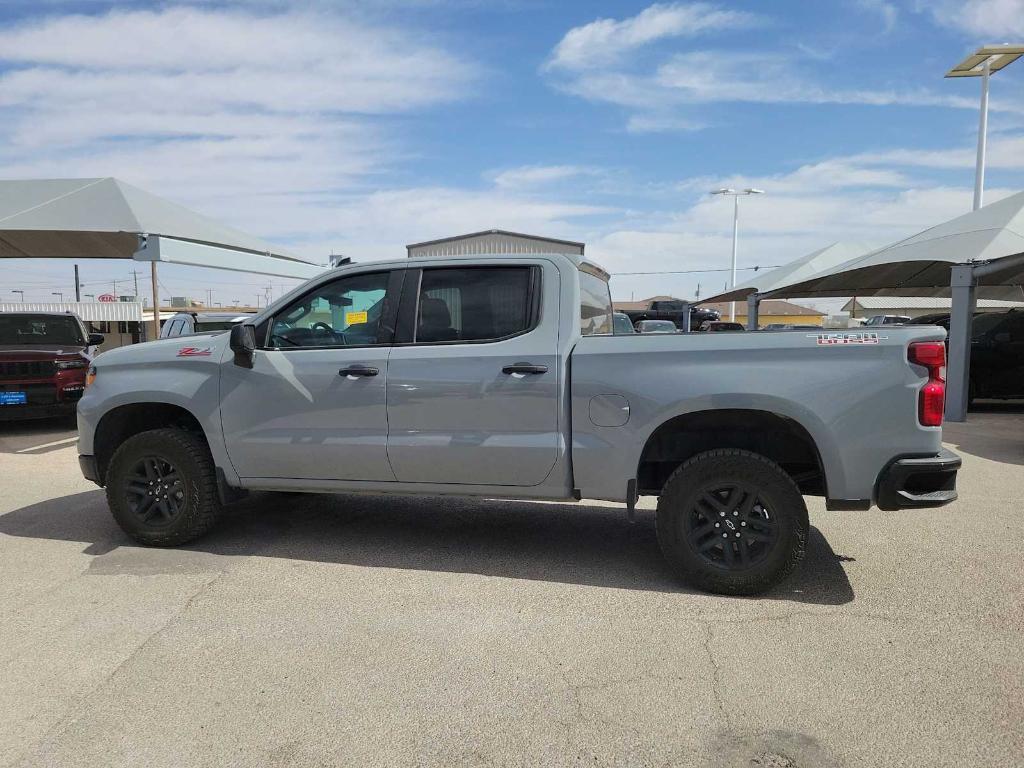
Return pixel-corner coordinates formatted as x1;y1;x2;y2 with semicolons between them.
105;428;222;546
656;449;808;595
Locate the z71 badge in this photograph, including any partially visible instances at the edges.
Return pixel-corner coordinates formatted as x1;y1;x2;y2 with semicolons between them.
176;346;213;357
810;332;883;346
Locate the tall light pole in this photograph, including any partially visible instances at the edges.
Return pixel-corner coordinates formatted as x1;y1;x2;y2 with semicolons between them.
946;45;1024;210
12;290;24;302
51;291;63;303
710;187;765;321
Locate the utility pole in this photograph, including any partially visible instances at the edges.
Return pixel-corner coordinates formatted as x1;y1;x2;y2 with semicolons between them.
150;263;160;341
74;264;81;302
131;269;140;301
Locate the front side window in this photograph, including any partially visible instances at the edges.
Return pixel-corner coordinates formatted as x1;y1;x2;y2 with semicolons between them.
270;271;391;348
579;270;613;336
415;267;535;343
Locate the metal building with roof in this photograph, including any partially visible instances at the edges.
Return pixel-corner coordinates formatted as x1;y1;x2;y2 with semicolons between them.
406;229;584;258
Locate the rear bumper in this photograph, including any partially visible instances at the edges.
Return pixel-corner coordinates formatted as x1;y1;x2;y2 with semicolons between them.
875;448;961;511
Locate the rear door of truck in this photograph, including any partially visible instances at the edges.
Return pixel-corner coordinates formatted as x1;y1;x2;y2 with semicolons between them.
385;260;562;486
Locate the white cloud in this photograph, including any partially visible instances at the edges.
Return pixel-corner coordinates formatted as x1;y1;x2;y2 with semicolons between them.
0;6;476;241
545;3;1023;132
626;114;705;133
856;0;898;34
921;0;1024;37
491;165;598;189
547;2;759;72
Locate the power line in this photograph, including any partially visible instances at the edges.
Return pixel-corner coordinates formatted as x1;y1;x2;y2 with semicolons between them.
611;265;781;276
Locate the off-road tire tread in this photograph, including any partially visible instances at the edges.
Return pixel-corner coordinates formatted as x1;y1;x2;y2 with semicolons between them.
656;448;808;595
106;428;222;546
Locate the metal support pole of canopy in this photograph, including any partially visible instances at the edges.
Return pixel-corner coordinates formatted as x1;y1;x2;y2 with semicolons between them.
150;261;160;342
746;294;760;330
679;301;691;332
945;264;977;423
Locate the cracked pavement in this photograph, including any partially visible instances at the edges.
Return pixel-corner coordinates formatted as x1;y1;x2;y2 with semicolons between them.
0;407;1021;767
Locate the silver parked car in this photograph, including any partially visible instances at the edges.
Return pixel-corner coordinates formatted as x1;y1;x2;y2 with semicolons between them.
160;311;255;339
634;319;677;334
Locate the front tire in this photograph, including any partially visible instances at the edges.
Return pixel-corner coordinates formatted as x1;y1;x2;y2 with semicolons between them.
656;449;808;595
105;428;222;546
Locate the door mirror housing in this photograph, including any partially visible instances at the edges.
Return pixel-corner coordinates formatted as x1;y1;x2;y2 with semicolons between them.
87;333;104;346
230;324;256;368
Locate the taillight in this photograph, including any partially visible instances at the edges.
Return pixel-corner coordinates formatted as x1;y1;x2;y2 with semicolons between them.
909;342;945;427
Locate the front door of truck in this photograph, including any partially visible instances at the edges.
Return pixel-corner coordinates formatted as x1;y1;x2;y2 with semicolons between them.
220;270;402;481
385;264;561;487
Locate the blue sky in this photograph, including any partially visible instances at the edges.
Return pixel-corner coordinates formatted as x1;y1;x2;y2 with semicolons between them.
0;0;1022;306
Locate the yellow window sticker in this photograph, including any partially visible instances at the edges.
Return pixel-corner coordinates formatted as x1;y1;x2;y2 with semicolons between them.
345;310;368;325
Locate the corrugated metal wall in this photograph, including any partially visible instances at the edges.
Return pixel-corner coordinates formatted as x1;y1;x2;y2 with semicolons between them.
0;301;143;322
408;233;583;257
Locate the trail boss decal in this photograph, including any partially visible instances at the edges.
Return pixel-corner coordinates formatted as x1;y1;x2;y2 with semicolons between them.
809;332;885;346
176;346;214;357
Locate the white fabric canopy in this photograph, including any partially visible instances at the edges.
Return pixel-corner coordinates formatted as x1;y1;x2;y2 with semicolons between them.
761;191;1024;301
701;241;874;304
0;177;324;279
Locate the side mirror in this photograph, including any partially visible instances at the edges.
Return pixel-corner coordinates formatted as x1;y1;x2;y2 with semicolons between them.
230;324;256;369
87;333;104;346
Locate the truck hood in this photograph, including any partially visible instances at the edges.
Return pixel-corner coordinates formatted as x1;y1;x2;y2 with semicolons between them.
0;344;87;360
93;331;231;366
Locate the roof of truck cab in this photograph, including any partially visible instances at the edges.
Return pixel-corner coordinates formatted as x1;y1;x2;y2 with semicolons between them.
324;252;610;280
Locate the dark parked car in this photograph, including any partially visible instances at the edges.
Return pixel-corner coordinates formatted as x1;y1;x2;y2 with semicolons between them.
699;321;745;332
0;311;102;421
160;311;255;338
909;309;1024;403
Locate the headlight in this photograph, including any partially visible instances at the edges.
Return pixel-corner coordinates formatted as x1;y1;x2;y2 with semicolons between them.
85;365;97;388
56;359;88;370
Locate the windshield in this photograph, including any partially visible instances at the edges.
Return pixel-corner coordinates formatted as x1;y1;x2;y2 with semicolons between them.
0;314;85;346
641;321;676;332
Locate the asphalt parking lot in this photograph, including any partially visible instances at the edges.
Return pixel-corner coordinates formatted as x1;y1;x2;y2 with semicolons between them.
1;408;1021;768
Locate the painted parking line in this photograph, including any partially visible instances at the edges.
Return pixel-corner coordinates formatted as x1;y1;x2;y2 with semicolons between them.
15;436;79;454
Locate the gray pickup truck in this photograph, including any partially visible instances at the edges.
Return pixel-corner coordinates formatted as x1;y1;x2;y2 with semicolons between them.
77;252;960;594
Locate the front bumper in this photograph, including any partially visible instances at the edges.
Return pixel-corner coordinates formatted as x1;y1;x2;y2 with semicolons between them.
875;448;961;511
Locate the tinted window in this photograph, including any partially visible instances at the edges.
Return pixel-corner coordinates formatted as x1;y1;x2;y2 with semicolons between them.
579;271;613;336
270;271;391;348
0;315;85;346
195;321;240;333
416;267;534;343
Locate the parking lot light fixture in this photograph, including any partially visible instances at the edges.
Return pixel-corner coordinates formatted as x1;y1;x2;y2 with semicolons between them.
946;44;1024;210
51;291;63;302
12;289;24;301
710;187;766;321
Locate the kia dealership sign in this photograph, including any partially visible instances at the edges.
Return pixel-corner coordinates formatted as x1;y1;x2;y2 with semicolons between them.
97;294;115;302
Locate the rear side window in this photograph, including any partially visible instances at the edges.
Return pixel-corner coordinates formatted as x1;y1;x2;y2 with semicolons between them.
579;270;613;336
415;267;535;343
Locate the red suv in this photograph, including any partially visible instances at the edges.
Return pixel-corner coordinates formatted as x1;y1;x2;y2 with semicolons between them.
0;312;103;421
